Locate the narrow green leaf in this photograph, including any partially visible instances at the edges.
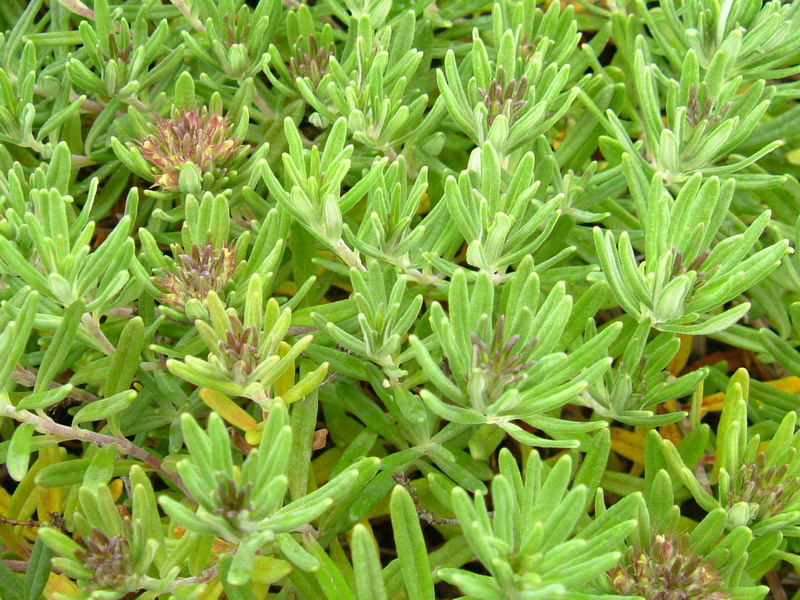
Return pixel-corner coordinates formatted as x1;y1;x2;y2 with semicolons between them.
103;317;144;397
71;390;137;426
390;486;435;600
352;524;388;600
8;423;35;482
23;534;53;600
35;300;84;393
0;559;23;600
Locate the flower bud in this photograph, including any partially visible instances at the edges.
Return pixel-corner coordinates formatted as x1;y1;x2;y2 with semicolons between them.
135;106;248;191
487;113;509;149
155;243;237;318
227;43;249;79
48;273;75;305
654;273;694;322
323;195;343;241
184;298;208;320
103;59;119;95
725;501;751;529
178;161;202;196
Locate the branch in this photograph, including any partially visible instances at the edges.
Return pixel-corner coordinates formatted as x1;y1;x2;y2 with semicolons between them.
0;516;39;528
8;409;193;500
22;138;96;168
12;366;100;404
767;570;788;600
392;472;459;526
3;560;38;573
0;513;65;529
163;565;218;591
228;427;253;454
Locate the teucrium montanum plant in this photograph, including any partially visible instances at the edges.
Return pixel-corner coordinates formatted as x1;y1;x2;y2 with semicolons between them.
0;0;799;597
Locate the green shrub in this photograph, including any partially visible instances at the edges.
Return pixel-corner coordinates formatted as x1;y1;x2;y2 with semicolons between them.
0;0;799;598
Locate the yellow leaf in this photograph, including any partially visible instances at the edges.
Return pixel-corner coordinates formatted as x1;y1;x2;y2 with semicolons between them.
253;582;271;600
0;523;29;558
8;461;43;521
212;538;237;553
15;490;40;542
0;487;30;558
313;447;341;487
109;478;124;502
764;376;800;394
251;556;292;585
275;281;297;296
244;420;266;445
552;129;566;150
332;280;353;293
702;392;725;413
195;577;223;600
44;573;80;599
659;423;682;446
658;399;683;445
610;427;645;464
37;447;62;522
667;334;692;376
417;193;430;214
274;341;294;397
172;527;235;553
543;449;572;466
787;148;800;166
0;487;12;513
200;388;258;432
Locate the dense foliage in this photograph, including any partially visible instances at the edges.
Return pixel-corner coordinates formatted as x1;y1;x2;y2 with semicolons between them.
1;0;800;598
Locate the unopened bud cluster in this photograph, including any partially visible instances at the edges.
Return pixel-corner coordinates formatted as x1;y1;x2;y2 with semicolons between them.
137;107;247;190
289;35;336;87
477;67;529;126
218;314;261;381
154;243;237;312
75;528;135;592
471;315;538;401
729;451;800;521
608;531;730;600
